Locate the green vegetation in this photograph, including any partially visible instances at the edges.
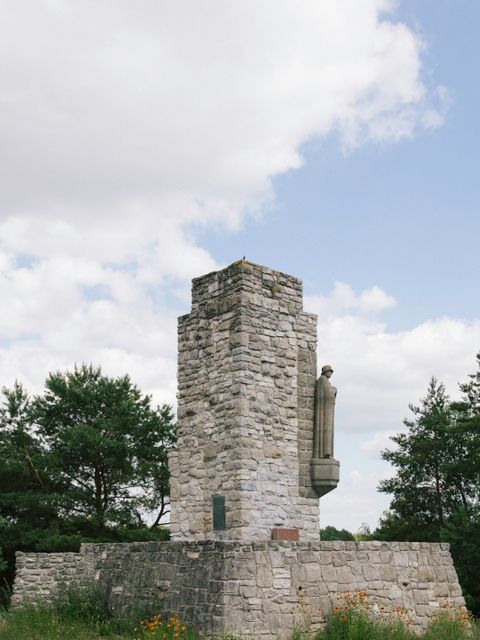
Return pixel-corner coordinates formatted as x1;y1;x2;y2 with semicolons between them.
314;606;480;640
309;591;480;640
0;587;200;640
0;607;136;639
0;364;175;602
1;355;480;632
377;377;473;541
320;526;355;541
0;587;133;639
375;353;480;615
320;352;480;617
1;589;479;640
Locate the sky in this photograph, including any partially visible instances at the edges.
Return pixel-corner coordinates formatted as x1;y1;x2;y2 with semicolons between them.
1;0;479;532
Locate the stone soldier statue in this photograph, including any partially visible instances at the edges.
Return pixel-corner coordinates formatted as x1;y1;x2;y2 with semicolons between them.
313;364;337;459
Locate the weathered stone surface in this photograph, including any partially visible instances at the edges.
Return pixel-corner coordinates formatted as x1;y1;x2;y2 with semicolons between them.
12;541;465;639
169;260;320;542
10;262;467;639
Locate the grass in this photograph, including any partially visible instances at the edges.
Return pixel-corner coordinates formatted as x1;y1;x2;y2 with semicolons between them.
0;606;127;639
313;614;480;640
312;592;480;640
0;586;135;640
0;588;479;640
0;606;202;640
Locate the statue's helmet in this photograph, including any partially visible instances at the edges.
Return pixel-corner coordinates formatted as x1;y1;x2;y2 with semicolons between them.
321;364;333;374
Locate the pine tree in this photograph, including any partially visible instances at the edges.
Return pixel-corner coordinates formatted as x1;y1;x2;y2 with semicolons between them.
33;364;176;531
450;351;480;490
377;377;472;541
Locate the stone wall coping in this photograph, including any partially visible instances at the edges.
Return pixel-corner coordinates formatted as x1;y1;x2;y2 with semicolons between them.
15;550;84;558
15;539;451;560
191;259;303;288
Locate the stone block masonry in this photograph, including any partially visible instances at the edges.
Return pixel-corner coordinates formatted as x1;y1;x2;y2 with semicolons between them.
169;260;320;542
13;541;465;639
11;261;466;638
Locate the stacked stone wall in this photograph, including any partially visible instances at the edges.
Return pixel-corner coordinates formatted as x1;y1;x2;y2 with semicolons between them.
13;541;465;639
11;261;466;638
169;261;320;541
220;540;464;638
12;550;95;604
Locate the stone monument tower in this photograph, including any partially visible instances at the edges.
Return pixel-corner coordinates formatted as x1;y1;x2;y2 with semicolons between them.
13;259;465;638
169;259;339;542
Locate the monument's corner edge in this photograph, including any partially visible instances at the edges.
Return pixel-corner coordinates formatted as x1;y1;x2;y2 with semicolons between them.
298;309;318;323
191;258;303;286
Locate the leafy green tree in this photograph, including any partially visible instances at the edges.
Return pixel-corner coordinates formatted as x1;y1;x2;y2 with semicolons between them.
0;381;61;536
376;369;480;615
0;365;175;602
441;508;480;615
0;519;7;573
442;353;480;615
32;364;175;531
450;352;480;494
377;378;473;541
0;382;63;598
320;526;355;541
133;403;176;527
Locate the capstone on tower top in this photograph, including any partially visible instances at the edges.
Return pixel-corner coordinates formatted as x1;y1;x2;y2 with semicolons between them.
168;259;339;542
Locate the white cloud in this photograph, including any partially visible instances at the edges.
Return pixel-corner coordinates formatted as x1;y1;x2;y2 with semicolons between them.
1;0;441;223
361;430;399;458
304;282;480;532
0;2;463;533
305;282;480;529
306;282;396;317
305;283;480;434
0;0;442;406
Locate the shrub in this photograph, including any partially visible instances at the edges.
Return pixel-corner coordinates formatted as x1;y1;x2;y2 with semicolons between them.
53;583;110;626
423;602;474;640
313;592;480;640
316;591;381;640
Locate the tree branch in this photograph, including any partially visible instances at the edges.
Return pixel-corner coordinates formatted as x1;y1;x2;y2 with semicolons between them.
23;446;45;488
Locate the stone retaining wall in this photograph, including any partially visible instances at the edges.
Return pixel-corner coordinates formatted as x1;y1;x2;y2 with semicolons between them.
12;541;465;638
12;550;94;603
